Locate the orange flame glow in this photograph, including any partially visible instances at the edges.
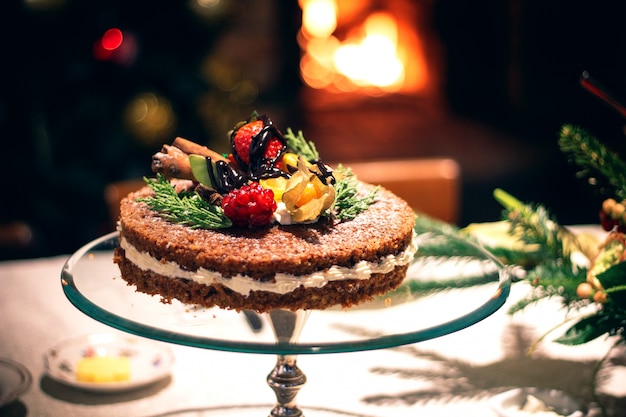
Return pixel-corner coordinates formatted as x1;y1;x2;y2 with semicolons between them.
299;0;428;95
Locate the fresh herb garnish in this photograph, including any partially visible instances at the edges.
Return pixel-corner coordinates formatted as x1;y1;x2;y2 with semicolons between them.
284;127;320;161
138;174;232;229
332;166;378;220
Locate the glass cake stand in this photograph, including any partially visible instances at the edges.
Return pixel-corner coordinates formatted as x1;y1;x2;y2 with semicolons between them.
61;230;511;416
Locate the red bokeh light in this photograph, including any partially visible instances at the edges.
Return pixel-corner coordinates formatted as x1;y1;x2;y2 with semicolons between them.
93;27;137;65
101;28;123;51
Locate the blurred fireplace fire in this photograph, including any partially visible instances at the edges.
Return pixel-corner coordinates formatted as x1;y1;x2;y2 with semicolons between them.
298;0;431;95
296;0;447;162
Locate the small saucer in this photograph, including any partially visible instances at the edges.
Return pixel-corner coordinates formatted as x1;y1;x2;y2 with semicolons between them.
44;333;174;392
489;387;585;417
0;358;32;407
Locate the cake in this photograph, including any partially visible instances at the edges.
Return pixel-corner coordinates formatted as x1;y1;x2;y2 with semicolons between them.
114;113;417;313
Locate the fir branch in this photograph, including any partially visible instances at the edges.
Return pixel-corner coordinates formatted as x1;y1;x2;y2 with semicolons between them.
507;291;553;315
507;261;588;315
138;174;232;229
509;204;563;258
414;213;460;236
284;127;320;161
401;273;497;294
494;188;565;262
332;167;378;220
491;188;595;313
414;234;484;258
527;261;588;304
485;246;544;268
559;124;626;199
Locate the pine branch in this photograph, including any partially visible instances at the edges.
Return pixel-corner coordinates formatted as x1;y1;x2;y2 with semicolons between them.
509;204;563;258
413;213;460;236
527;261;588;304
559;124;626;199
401;273;497;294
332;167;378;220
284;127;320;161
507;291;554;315
485;245;544;268
138;174;232;229
506;260;589;315
494;188;565;262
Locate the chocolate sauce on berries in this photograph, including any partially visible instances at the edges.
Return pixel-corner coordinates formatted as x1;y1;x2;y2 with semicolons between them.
229;114;336;187
214;159;247;193
312;160;335;185
231;115;288;181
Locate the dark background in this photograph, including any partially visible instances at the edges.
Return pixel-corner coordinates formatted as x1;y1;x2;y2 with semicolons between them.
2;0;626;260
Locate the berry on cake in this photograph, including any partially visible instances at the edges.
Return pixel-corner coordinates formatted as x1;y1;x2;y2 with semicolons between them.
114;112;417;313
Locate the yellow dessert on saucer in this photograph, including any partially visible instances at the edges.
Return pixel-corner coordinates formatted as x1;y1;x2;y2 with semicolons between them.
76;356;131;383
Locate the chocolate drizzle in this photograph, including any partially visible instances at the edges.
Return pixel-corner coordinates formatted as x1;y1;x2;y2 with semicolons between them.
230;115;288;181
212;158;247;194
288;159;335;185
312;160;335;185
228;113;336;189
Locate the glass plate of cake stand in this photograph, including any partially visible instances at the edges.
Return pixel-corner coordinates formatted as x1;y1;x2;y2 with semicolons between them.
61;230;511;417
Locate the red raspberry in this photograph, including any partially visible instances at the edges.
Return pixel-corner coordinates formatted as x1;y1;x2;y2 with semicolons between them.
222;182;277;227
264;136;284;162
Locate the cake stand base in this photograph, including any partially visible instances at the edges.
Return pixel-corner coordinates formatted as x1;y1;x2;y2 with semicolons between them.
266;309;311;416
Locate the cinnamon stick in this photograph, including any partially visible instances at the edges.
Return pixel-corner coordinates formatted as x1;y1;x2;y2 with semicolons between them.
151;144;194;180
172;137;229;163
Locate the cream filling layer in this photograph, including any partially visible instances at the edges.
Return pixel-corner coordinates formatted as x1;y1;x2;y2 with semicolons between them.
119;233;417;296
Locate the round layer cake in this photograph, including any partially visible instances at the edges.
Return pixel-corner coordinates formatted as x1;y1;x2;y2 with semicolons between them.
114;183;416;312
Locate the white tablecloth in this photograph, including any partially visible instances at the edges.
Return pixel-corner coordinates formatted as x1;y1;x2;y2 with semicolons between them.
0;254;623;417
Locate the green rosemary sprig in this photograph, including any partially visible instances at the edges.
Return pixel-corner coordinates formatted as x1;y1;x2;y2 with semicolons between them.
559;124;626;200
138;174;232;229
332;166;378;220
284;127;320;161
